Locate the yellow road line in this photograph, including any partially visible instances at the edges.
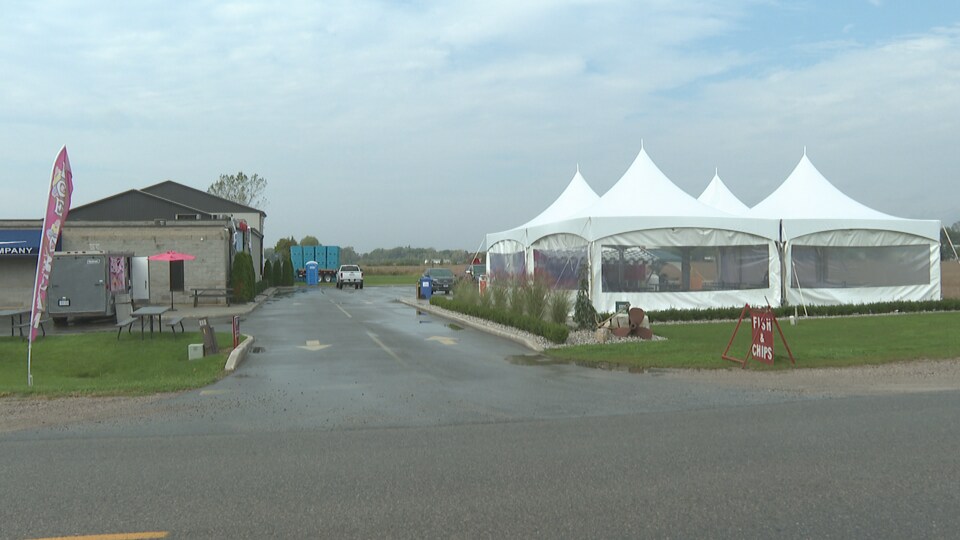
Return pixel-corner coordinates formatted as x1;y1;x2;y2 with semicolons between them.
29;533;169;540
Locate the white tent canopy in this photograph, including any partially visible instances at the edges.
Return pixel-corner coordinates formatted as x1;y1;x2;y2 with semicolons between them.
486;167;599;278
489;147;781;312
485;147;940;313
486;167;599;247
750;151;940;306
698;171;751;215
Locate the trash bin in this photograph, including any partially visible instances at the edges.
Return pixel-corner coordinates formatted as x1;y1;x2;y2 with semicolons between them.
419;277;433;300
305;261;319;286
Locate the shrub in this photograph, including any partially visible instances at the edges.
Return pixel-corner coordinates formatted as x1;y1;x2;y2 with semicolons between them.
263;259;274;286
573;265;597;329
643;299;960;323
230;252;256;302
255;279;270;295
516;275;551;319
430;296;569;344
547;290;573;325
281;256;294;286
490;280;510;312
452;278;480;305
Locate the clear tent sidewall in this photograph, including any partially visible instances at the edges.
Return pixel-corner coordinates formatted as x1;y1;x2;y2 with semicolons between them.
784;228;940;306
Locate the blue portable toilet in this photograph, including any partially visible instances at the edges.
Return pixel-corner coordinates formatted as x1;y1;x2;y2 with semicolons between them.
419;276;433;300
305;261;320;286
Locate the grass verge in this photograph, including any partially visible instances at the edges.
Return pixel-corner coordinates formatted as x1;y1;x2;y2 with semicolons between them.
545;312;960;371
0;331;238;397
363;274;420;286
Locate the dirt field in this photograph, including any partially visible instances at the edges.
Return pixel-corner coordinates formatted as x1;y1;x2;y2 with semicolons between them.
364;264;468;276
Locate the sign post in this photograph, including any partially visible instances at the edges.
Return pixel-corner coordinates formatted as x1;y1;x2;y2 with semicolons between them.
199;317;218;356
722;304;795;368
232;315;240;349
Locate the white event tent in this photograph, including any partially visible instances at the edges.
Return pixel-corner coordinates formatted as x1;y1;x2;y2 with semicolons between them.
487;167;600;281
749;152;941;306
698;171;751;215
487;148;782;312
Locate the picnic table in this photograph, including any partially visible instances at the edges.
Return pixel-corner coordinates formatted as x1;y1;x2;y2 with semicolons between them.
191;288;233;307
131;305;170;339
0;308;30;337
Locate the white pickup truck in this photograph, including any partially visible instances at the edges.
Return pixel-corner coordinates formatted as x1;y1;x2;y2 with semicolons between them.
336;264;364;289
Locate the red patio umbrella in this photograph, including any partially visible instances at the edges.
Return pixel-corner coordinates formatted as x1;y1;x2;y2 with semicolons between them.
148;251;196;310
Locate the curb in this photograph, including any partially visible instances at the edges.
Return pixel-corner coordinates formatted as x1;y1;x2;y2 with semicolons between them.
396;297;545;353
225;334;255;371
222;288;273;371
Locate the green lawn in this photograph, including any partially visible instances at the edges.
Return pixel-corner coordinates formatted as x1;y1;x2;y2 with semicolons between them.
363;273;420;286
546;312;960;370
0;331;237;397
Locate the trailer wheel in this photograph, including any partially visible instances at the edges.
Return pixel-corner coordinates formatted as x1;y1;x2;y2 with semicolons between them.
323;274;332;282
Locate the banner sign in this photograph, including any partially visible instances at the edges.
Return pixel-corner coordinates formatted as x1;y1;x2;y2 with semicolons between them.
0;230;43;256
109;256;126;292
29;146;73;342
750;309;775;365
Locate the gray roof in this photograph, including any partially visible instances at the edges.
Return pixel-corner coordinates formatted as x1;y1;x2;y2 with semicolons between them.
69;180;266;222
142;181;266;216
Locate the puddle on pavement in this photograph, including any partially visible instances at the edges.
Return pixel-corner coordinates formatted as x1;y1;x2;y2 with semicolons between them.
506;354;565;366
251;346;265;354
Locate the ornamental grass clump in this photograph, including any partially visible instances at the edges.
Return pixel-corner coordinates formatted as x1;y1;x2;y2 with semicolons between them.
490;280;511;312
516;275;551;320
547;290;573;325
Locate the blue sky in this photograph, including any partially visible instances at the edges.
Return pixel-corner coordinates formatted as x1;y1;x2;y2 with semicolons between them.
2;1;959;252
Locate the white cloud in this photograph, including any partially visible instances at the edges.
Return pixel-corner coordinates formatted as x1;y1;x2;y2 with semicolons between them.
1;2;958;251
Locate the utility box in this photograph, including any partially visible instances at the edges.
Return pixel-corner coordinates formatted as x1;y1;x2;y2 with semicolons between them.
419;277;433;300
305;261;319;285
48;251;133;322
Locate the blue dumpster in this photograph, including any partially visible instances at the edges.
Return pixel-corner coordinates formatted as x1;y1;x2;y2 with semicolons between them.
419;277;433;300
305;261;319;286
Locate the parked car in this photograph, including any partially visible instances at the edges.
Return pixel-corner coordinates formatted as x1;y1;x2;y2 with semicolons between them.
423;268;455;294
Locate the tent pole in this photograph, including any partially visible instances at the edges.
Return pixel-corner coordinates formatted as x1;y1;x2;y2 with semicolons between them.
781;220;808;317
943;225;960;263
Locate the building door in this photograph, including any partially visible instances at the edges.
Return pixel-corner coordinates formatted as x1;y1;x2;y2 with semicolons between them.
131;256;150;301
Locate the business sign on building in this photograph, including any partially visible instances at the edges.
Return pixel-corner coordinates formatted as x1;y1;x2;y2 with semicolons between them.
0;230;44;256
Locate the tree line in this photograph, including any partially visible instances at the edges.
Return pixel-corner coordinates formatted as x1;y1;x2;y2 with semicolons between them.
267;236;474;266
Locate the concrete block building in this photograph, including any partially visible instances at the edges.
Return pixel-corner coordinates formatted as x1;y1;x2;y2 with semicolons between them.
0;181;265;308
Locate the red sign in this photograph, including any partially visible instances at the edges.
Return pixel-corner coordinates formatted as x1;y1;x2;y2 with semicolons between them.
722;304;794;368
750;310;774;364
